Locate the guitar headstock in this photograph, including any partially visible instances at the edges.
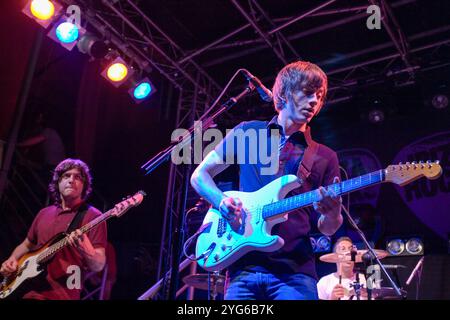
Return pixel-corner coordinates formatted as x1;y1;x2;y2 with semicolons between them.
111;190;147;217
385;161;442;186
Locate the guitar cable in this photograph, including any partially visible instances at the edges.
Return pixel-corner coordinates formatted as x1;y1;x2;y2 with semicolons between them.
182;207;211;261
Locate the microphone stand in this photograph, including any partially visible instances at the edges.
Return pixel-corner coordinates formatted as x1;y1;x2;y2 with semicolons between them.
340;203;404;299
415;262;423;300
140;83;255;300
141;86;253;175
349;249;362;300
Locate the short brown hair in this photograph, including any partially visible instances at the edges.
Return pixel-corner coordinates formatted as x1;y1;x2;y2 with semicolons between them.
272;61;328;112
48;158;93;205
333;236;353;252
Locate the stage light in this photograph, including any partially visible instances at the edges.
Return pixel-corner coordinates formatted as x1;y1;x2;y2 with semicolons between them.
425;84;449;110
101;57;134;88
77;34;109;59
128;77;156;103
386;237;424;256
55;22;79;43
108;63;128;82
134;82;151;99
405;238;424;255
386;239;405;256
47;17;86;51
22;0;63;28
31;0;55;20
368;109;385;123
431;94;448;109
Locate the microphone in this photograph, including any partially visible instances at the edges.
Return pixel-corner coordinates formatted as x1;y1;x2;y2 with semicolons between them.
241;70;273;102
406;256;424;286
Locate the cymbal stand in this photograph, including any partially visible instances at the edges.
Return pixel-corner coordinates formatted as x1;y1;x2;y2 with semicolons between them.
340;203;403;298
207;271;221;301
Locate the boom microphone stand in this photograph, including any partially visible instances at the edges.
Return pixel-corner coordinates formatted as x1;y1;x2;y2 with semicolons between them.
340;203;404;298
140;71;256;300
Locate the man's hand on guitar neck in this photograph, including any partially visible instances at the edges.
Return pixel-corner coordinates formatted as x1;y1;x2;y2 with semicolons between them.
314;176;342;217
68;229;96;256
315;176;344;236
67;229;106;272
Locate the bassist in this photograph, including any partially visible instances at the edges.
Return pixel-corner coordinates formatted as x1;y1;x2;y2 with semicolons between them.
0;158;107;299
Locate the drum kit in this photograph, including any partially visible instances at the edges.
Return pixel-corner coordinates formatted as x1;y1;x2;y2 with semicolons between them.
181;249;407;300
182;271;225;300
320;249;407;300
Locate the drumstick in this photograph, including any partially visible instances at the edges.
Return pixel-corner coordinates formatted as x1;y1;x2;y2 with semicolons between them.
338;262;342;300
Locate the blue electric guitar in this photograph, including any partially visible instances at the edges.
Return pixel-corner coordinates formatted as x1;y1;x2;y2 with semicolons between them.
195;161;442;271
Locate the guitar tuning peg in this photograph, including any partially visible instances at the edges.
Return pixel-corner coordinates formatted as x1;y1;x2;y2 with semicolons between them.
398;162;403;165
426;160;431;164
419;161;424;164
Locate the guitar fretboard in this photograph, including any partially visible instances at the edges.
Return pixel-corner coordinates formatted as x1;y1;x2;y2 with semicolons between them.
36;206;129;264
262;170;385;219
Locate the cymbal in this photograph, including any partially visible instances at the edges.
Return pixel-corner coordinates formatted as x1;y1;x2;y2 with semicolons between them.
319;249;389;263
182;274;225;293
372;287;407;300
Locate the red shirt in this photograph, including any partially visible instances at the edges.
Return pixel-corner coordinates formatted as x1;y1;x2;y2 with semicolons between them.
25;204;107;300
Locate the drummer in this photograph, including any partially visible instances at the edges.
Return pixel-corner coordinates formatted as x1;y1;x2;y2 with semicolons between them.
317;237;377;300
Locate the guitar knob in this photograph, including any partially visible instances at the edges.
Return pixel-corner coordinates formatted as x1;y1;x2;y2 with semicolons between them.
227;233;232;240
214;254;220;261
221;244;227;251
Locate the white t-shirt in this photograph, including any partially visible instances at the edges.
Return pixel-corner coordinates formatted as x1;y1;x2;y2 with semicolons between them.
317;273;370;300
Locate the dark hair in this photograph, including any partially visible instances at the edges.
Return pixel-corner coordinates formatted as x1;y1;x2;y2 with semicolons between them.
333;236;353;253
272;60;328;112
48;158;93;205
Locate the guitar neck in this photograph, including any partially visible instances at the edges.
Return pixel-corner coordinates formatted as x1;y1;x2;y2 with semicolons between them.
262;169;385;219
36;208;119;264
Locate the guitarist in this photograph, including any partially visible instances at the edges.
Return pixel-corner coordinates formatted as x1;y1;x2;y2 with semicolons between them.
0;158;107;299
191;61;343;300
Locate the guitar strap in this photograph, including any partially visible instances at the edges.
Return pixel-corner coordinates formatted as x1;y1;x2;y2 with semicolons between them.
296;125;319;190
66;203;89;234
